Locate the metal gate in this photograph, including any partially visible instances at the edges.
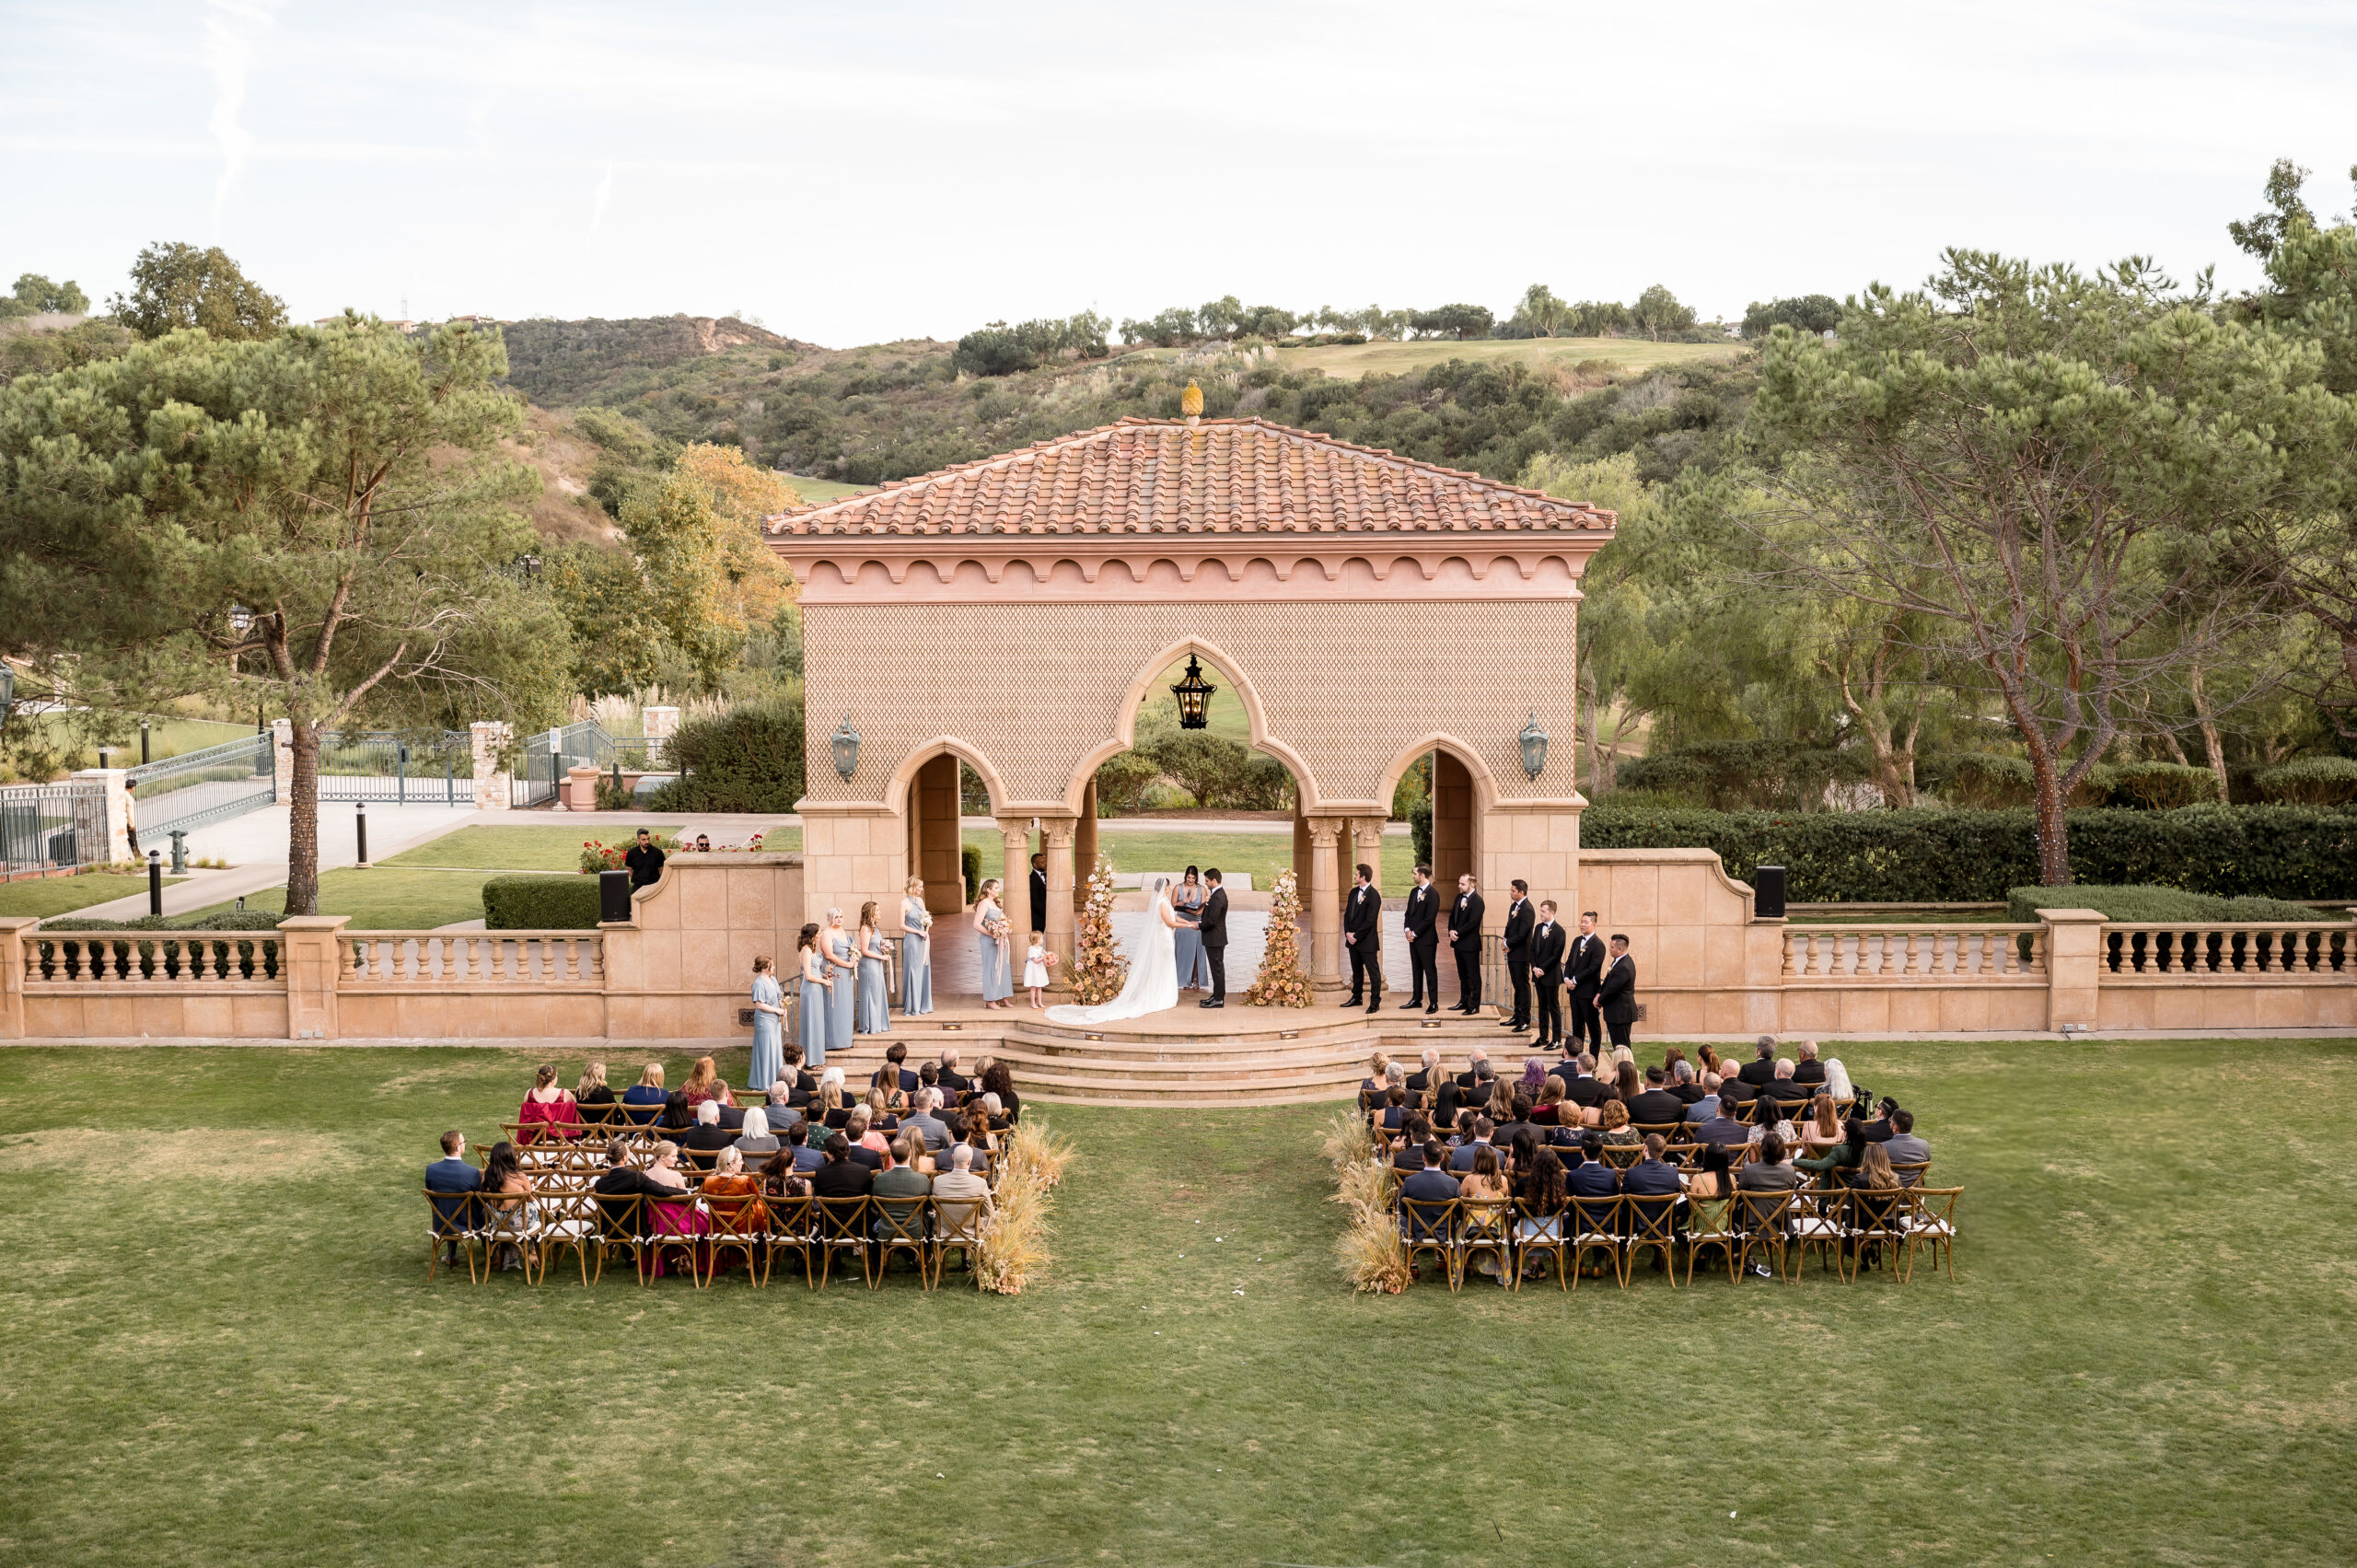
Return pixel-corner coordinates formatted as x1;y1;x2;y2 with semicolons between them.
0;782;106;873
512;722;602;808
317;730;471;804
127;733;276;837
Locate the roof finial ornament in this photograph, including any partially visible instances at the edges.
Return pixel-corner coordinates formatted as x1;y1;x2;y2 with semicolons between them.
1180;378;1202;425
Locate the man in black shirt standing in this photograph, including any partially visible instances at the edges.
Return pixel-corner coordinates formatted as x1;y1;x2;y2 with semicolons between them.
623;828;667;890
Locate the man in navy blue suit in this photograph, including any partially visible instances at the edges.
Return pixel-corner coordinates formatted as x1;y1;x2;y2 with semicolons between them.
425;1130;480;1268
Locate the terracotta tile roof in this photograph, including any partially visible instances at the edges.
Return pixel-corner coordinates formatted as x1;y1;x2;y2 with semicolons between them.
765;417;1615;537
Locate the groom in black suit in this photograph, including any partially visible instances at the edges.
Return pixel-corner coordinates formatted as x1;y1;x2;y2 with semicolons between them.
1567;911;1606;1053
1498;879;1536;1032
1398;863;1438;1014
1447;874;1484;1014
1529;900;1567;1048
1342;863;1381;1015
1196;869;1229;1007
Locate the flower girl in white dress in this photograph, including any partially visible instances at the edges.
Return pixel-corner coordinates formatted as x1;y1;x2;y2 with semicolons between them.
1023;933;1051;1009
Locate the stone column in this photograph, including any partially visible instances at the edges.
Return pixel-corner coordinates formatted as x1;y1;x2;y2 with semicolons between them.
2038;907;2109;1031
998;817;1031;944
469;721;512;812
1043;817;1077;993
67;768;131;864
0;916;32;1040
1073;778;1098;908
278;914;351;1040
1353;816;1388;993
643;704;680;765
1306;817;1345;997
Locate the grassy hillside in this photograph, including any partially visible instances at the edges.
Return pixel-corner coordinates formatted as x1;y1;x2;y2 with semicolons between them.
1276;334;1738;379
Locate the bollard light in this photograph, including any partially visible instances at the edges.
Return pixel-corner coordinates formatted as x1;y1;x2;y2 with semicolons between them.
355;800;369;867
147;850;163;917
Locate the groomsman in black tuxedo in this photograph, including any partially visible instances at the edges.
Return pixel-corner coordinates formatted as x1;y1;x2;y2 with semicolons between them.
1397;864;1439;1013
1446;874;1485;1014
1497;879;1536;1031
1528;899;1567;1048
1597;934;1638;1047
1342;863;1381;1015
1567;910;1607;1053
1196;869;1229;1007
1028;853;1048;942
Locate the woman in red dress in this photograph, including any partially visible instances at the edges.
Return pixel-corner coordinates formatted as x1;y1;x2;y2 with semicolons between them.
516;1063;579;1144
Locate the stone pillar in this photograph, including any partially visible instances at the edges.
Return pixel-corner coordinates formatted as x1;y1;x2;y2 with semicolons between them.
2038;907;2109;1031
998;817;1031;942
1353;816;1388;993
1073;778;1098;908
1043;817;1077;993
1306;817;1345;997
278;914;351;1040
643;704;680;765
0;916;32;1040
67;768;131;864
469;721;513;812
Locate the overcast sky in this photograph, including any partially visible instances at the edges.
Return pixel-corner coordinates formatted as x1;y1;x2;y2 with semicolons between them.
6;2;2355;346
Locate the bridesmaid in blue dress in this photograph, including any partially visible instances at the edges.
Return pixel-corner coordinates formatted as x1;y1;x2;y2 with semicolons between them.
1172;865;1209;993
975;877;1014;1008
823;909;858;1058
795;923;831;1068
854;901;891;1034
748;955;784;1092
900;877;934;1016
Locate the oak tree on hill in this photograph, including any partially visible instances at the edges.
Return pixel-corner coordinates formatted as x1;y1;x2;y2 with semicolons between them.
109;241;287;342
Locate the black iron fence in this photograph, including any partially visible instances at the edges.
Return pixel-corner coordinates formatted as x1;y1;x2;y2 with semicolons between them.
126;733;275;837
0;782;107;874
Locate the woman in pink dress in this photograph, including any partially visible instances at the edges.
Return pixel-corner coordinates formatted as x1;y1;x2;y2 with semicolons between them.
516;1063;579;1144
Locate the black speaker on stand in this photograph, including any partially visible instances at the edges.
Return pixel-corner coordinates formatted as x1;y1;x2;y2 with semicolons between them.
599;868;633;923
1754;865;1787;919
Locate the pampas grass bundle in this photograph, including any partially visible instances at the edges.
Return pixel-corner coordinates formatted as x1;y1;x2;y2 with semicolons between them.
1329;1158;1410;1294
1318;1108;1374;1173
975;1116;1074;1295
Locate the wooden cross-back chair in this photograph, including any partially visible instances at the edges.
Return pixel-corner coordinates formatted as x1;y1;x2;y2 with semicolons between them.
1396;1197;1461;1290
424;1190;483;1283
814;1196;875;1289
1903;1187;1961;1283
871;1195;934;1288
1566;1193;1622;1288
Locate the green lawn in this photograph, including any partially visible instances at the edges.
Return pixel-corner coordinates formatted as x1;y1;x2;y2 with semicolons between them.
380;823;698;872
183;867;494;930
0;1039;2348;1565
0;871;183;919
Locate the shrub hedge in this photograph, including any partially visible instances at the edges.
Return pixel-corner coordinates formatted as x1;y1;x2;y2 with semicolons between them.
2003;885;2330;923
53;911;286;932
1579;803;2357;902
646;698;805;813
2256;756;2357;807
961;845;981;905
482;874;603;930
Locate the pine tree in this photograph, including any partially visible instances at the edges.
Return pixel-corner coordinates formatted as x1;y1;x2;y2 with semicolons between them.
1243;867;1312;1008
1070;857;1129;1005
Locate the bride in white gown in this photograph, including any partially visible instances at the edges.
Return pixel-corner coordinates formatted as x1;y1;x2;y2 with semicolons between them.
1046;878;1182;1026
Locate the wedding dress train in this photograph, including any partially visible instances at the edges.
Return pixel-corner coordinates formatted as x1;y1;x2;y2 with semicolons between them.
1046;892;1181;1026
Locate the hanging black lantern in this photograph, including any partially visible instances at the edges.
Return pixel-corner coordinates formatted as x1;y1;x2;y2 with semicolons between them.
1170;656;1217;731
830;714;861;781
1518;711;1549;781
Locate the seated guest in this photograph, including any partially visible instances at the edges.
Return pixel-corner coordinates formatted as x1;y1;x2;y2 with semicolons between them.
864;1086;901;1134
1516;1056;1549;1100
1796;1120;1869;1183
1405;1047;1441;1106
1431;1065;1472;1132
916;1062;942;1105
1399;1141;1461;1245
1564;1132;1619;1202
1448;1116;1497;1171
714;1097;748;1133
1759;1058;1813;1108
1357;1051;1393;1111
780;1044;817;1107
478;1140;533;1271
621;1063;668;1125
1391;1113;1433;1171
1626;1067;1685;1127
733;1107;782;1167
1667;1059;1706;1106
680;1054;733;1109
789;1127;827;1174
1822;1057;1856;1106
1800;1094;1843;1154
810;1133;873;1198
958;1118;994;1178
644;1141;691;1191
872;1135;932;1237
761;1150;811;1202
1612;1058;1642;1104
1531;1077;1567;1127
936;1047;973;1099
425;1131;480;1265
574;1062;617;1126
1483;1077;1517;1129
1863;1095;1901;1143
1562;1053;1606;1110
1739;1036;1780;1086
976;1092;1012;1132
1737;1132;1801;1191
839;1109;885;1167
1695;1044;1722;1080
931;1142;993;1215
1693;1097;1748;1146
1377;1086;1410;1139
762;1081;806;1143
1684;1073;1723;1123
1622;1134;1681;1202
1597;1099;1640;1147
1688;1143;1735;1202
656;1091;695;1137
900;1088;951;1152
1851;1143;1905;1259
888;1041;919;1095
1716;1069;1759;1115
700;1146;767;1236
1461;1144;1511;1279
1455;1046;1492;1092
1515;1145;1569;1241
981;1061;1022;1124
1493;1095;1534;1151
1882;1109;1930;1176
815;1072;851;1130
1793;1039;1826;1086
591;1136;669;1237
681;1100;737;1156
